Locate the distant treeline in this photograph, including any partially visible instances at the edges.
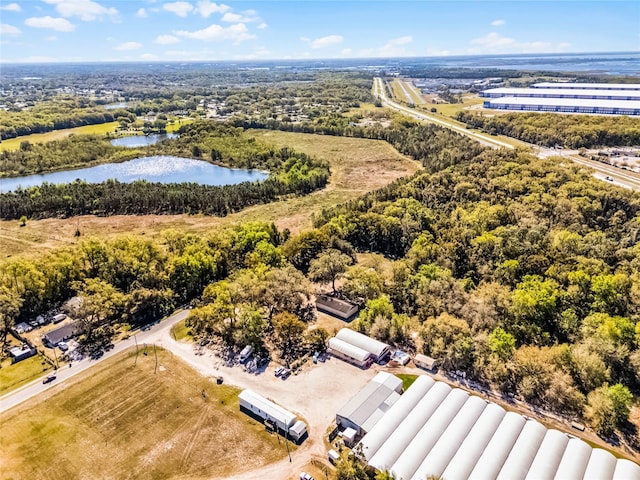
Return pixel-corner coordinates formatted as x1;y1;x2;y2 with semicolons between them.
456;111;640;148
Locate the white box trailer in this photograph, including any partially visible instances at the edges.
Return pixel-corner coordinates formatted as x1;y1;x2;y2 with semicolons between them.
239;389;307;442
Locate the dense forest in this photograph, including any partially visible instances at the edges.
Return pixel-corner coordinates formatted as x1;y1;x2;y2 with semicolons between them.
456;111;640;148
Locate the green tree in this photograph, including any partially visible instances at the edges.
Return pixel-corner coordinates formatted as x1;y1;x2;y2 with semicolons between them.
305;327;329;353
272;312;306;361
489;326;516;361
0;286;23;348
585;383;633;436
308;248;353;292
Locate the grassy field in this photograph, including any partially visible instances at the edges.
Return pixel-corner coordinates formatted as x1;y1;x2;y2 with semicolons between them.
433;95;485;117
0;130;420;258
395;373;419;391
0;348;289;480
171;319;192;341
0;122;120;151
0;355;53;396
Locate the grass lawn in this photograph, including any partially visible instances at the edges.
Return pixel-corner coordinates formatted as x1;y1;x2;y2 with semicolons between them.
0;355;53;396
0;347;288;480
170;319;193;341
396;373;419;391
433;95;485;117
0;122;120;152
0;130;420;258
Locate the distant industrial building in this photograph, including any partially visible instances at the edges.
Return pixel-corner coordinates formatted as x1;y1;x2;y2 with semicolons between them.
532;82;640;91
356;375;640;480
336;372;403;438
481;87;640;101
482;82;640;115
238;389;307;442
483;97;640;115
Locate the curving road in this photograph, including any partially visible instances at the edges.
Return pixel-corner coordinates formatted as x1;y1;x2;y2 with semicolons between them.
0;310;190;414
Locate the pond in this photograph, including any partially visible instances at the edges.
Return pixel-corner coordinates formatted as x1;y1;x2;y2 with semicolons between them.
110;133;178;148
0;156;269;192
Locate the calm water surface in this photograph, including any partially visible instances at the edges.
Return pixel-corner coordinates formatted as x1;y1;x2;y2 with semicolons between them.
0;156;269;192
110;133;178;147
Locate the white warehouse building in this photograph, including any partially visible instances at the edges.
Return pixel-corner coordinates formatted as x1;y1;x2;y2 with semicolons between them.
483;97;640;116
481;87;640;101
238;389;307;442
355;375;640;480
532;82;640;91
334;328;391;361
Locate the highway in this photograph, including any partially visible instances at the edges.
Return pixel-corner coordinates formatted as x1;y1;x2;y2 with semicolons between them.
374;77;640;191
0;309;189;414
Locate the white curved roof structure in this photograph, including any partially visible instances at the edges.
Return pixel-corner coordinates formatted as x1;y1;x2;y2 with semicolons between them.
412;395;487;480
335;328;390;360
554;438;592;480
355;376;640;480
391;388;470;480
327;337;372;363
613;459;640;480
524;429;570;480
440;402;506;480
368;381;451;472
358;375;435;461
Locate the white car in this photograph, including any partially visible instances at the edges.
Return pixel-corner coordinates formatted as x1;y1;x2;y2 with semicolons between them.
300;473;314;480
274;366;285;377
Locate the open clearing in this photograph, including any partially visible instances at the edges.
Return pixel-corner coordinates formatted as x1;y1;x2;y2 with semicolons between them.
0;355;53;396
0;347;288;480
0;130;420;258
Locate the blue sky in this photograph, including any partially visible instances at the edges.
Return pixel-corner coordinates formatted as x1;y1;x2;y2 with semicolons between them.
0;1;638;63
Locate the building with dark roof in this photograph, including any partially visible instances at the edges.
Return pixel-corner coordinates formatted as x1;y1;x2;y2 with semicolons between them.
42;321;81;347
316;295;359;320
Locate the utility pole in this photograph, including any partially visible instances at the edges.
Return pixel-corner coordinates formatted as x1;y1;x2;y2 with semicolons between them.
51;346;59;369
285;427;291;463
153;343;158;374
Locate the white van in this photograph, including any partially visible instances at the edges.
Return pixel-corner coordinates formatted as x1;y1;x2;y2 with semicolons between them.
239;345;254;362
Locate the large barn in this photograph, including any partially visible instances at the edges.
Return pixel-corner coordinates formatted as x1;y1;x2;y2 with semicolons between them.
355;375;640;480
334;328;390;362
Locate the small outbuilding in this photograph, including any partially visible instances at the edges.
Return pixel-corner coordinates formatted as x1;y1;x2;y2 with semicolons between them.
316;295;359;320
414;353;438;371
9;344;37;363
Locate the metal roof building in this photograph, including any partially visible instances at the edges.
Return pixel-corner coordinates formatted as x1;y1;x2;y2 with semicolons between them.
532;82;640;91
355;377;640;480
481;87;640;101
483;96;640;115
327;337;373;367
334;328;391;361
336;372;402;436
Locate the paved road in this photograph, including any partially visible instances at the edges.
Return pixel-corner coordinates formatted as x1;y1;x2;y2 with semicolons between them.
0;309;189;414
374;77;640;191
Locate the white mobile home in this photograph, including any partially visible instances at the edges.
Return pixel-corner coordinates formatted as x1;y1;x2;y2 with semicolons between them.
238;389;307;442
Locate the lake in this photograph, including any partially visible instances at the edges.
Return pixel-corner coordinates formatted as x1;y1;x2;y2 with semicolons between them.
110;133;178;147
0;156;269;192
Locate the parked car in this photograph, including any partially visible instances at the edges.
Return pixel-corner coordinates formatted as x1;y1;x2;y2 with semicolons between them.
43;375;56;384
300;473;314;480
57;342;69;352
274;366;285;377
280;368;291;380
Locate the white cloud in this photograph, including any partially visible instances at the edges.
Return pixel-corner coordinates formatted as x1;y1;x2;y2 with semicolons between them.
379;35;412;56
221;12;259;23
25;16;76;32
195;0;230;18
469;32;571;54
0;3;21;12
257;22;267;30
341;48;352;56
174;23;255;43
136;8;147;18
155;34;180;45
115;41;142;51
491;19;505;26
303;34;343;49
163;1;194;17
0;23;21;36
426;48;451;57
140;53;158;60
43;0;118;21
